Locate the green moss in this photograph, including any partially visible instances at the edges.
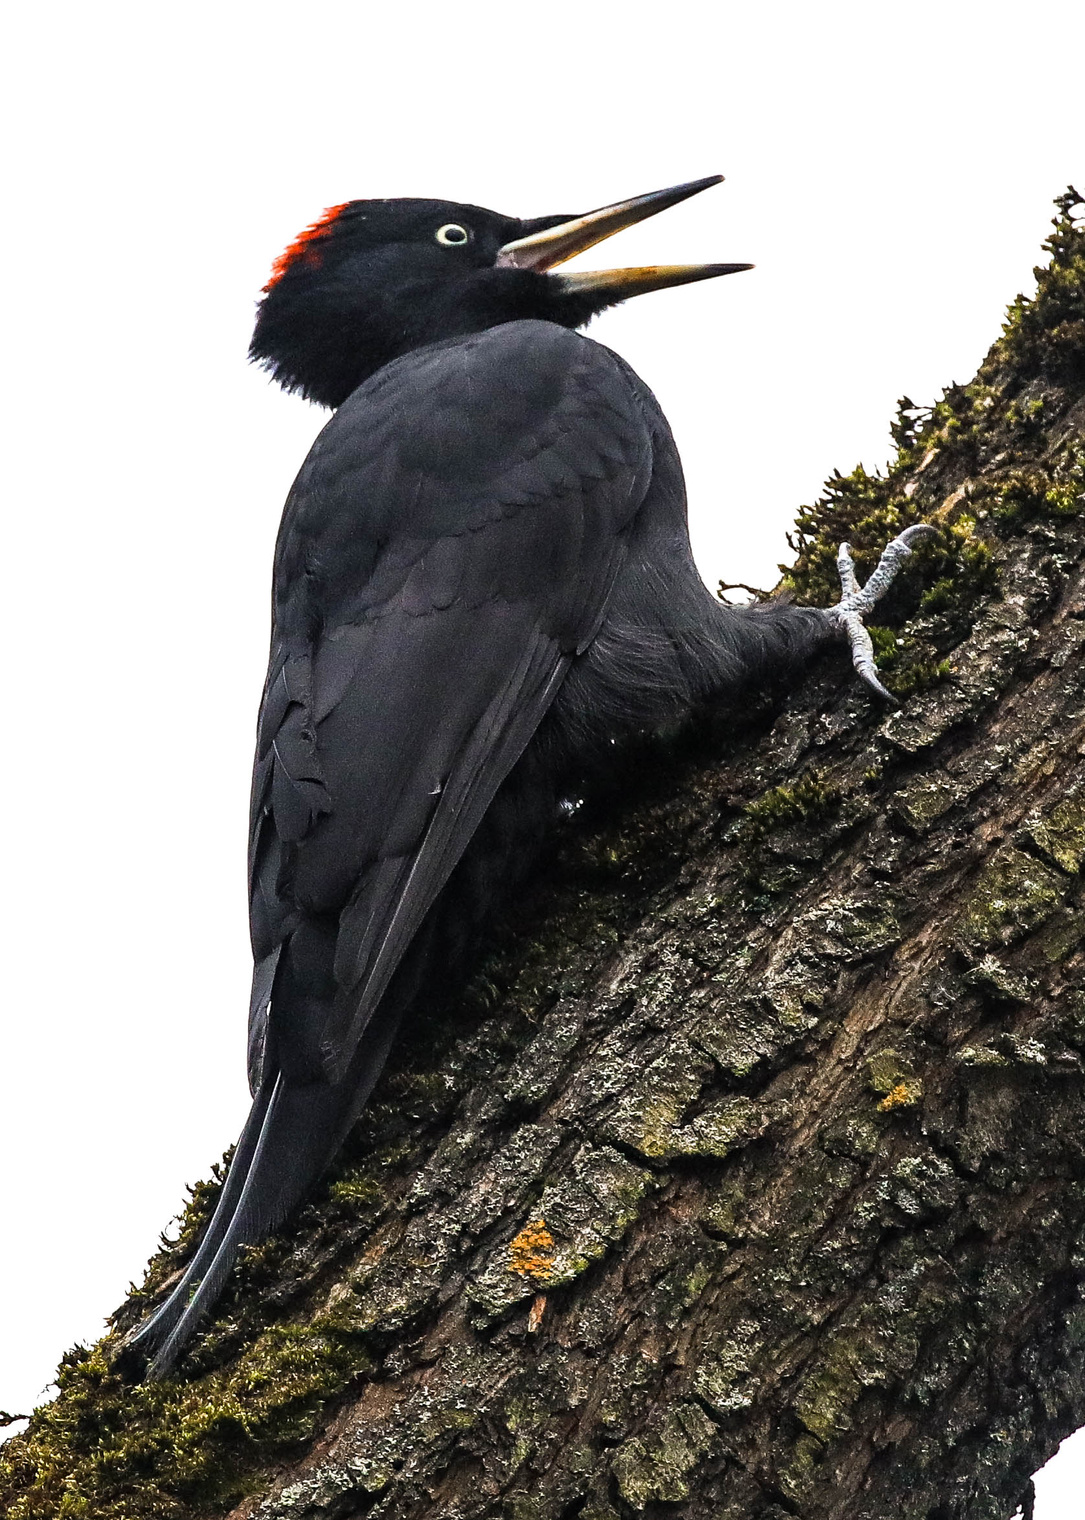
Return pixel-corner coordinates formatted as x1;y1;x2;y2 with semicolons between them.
783;188;1083;612
606;1083;701;1160
988;189;1085;380
919;530;999;612
733;771;848;897
327;1167;383;1208
782;464;914;609
866;1048;918;1098
1027;792;1085;875
865;619;953;697
777;1432;827;1506
960;847;1067;948
976;453;1085;526
610;1401;716;1507
786;496;996;653
0;1318;372;1519
793;1354;862;1442
780;450;999;617
743;770;841;833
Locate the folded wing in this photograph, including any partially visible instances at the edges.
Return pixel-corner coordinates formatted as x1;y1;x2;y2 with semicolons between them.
248;320;656;1090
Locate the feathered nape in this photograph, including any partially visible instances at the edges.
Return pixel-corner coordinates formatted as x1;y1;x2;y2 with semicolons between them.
263;203;352;291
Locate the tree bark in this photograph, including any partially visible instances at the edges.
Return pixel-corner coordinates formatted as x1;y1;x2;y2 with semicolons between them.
3;193;1084;1520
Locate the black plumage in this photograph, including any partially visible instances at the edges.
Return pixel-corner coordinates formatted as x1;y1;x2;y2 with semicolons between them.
127;178;908;1377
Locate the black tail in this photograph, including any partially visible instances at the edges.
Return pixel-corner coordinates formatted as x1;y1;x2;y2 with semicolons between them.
125;1002;402;1379
125;752;562;1380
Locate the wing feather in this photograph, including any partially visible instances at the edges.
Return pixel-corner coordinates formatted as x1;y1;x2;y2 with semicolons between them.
248;320;654;1089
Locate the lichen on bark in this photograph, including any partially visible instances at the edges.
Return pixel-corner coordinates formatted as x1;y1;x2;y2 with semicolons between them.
2;189;1084;1520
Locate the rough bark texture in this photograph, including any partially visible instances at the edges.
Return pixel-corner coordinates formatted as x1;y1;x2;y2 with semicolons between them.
3;194;1084;1520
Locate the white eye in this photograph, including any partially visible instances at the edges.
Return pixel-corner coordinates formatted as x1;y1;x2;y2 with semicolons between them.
436;223;470;246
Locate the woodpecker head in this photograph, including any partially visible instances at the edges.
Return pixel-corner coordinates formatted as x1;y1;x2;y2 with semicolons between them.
249;177;750;408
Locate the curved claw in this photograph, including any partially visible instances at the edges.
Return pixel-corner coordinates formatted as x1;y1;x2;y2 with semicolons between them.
828;522;937;701
835;606;898;704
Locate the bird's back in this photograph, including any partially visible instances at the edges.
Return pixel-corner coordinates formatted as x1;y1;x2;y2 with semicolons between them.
249;319;663;1092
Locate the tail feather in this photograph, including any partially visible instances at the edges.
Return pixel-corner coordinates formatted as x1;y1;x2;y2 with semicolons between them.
146;1075;341;1377
124;1075;277;1358
126;1003;403;1379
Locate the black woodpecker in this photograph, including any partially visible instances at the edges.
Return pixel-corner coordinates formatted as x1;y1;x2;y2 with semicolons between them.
126;176;931;1377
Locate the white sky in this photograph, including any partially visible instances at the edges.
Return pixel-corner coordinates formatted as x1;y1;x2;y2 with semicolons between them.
2;0;1083;1507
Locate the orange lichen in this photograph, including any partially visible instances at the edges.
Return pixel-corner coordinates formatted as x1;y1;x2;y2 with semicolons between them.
878;1081;923;1112
264;203;351;291
508;1219;555;1280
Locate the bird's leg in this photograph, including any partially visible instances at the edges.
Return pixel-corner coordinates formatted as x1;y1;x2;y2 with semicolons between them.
825;523;938;701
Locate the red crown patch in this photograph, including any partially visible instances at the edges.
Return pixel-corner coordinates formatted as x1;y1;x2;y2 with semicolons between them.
264;203;351;292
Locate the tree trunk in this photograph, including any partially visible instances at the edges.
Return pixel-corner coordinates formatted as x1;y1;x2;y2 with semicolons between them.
3;194;1084;1520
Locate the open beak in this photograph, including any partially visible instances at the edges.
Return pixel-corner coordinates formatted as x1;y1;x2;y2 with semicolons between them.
496;175;751;300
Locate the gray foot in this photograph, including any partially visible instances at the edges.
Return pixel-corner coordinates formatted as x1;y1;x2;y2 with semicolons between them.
827;524;938;701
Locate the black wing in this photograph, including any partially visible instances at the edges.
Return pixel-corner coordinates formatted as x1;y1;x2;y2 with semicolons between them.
248;320;655;1089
